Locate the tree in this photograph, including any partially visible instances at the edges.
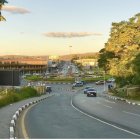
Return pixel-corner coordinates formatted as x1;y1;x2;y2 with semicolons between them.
0;0;8;21
132;53;140;84
98;13;140;86
98;48;115;72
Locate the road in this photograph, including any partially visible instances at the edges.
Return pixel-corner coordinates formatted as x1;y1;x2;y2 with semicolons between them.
60;61;79;76
22;84;140;138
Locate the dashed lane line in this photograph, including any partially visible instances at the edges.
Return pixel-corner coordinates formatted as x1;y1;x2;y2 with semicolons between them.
96;101;112;108
123;111;140;117
103;104;112;109
104;99;116;104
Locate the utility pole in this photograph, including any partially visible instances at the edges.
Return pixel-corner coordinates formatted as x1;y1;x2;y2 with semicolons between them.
103;71;106;92
69;46;72;64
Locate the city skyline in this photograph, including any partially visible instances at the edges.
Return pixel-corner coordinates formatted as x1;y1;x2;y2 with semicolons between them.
0;0;140;56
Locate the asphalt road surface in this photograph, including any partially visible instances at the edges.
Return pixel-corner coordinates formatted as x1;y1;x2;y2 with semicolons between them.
23;84;140;138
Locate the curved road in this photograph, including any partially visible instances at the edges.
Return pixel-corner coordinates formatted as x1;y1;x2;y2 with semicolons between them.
22;84;140;138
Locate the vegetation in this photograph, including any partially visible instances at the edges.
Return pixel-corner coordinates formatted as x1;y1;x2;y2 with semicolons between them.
109;87;140;101
0;0;8;21
98;13;140;87
0;87;39;108
25;75;43;81
46;77;75;82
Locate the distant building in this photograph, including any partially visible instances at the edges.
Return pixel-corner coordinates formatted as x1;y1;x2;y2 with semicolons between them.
47;55;60;73
49;55;59;60
75;59;98;67
0;57;47;74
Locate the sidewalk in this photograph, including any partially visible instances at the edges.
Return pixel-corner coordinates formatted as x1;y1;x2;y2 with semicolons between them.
0;94;51;138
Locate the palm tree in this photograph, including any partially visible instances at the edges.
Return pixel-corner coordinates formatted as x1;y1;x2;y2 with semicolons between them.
0;0;8;21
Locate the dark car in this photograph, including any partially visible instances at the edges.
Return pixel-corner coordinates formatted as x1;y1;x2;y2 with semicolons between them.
46;86;52;93
81;80;86;85
83;86;92;94
95;80;105;85
87;88;97;97
72;81;83;87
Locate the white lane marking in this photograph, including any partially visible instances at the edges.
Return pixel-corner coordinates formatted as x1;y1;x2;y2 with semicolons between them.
96;101;101;104
123;111;140;117
104;99;116;104
71;99;140;137
103;105;112;109
96;101;112;108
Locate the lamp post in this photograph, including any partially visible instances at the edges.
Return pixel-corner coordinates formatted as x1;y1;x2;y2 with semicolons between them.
103;71;106;92
69;46;72;63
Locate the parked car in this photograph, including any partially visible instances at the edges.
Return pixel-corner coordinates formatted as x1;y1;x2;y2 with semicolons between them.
95;80;105;85
46;86;52;93
72;81;83;87
106;78;115;83
83;86;92;94
87;88;97;97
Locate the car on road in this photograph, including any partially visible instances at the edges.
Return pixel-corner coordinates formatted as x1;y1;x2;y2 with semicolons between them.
95;80;105;85
106;78;115;83
72;81;83;87
46;86;52;93
83;86;92;94
81;80;86;85
86;88;97;97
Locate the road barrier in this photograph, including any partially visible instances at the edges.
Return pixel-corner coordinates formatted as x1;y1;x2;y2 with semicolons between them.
100;93;140;106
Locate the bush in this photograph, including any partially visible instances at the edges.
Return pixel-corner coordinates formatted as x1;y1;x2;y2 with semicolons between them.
46;77;75;82
0;87;39;108
25;75;43;81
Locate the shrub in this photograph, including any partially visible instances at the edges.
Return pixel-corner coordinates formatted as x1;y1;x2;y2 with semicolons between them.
0;87;39;108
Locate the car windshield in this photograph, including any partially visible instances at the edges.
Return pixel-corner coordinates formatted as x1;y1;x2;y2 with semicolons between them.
85;87;91;89
88;88;96;91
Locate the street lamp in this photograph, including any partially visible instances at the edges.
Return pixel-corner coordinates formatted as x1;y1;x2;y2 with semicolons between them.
69;46;72;63
103;71;106;92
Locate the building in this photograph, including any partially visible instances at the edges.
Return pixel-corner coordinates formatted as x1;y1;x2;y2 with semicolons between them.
47;55;60;74
0;70;20;86
0;57;47;74
75;59;98;67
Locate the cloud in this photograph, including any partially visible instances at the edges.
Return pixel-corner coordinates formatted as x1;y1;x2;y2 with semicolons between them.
43;32;102;38
2;5;30;14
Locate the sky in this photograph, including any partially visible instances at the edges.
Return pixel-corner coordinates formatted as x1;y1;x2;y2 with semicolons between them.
0;0;140;56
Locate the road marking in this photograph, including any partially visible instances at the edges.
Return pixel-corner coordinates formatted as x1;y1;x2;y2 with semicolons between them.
96;101;101;104
96;101;112;108
123;111;140;117
104;99;115;104
21;105;32;138
71;99;140;137
103;105;112;108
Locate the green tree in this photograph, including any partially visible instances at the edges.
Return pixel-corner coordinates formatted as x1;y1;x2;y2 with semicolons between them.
132;53;140;84
98;13;140;86
0;0;8;21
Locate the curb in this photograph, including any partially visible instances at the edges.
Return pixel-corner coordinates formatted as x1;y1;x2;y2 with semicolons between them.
101;94;140;106
9;95;51;139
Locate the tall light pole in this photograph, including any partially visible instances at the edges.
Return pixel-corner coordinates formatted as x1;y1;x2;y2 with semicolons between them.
69;46;72;63
103;71;106;92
